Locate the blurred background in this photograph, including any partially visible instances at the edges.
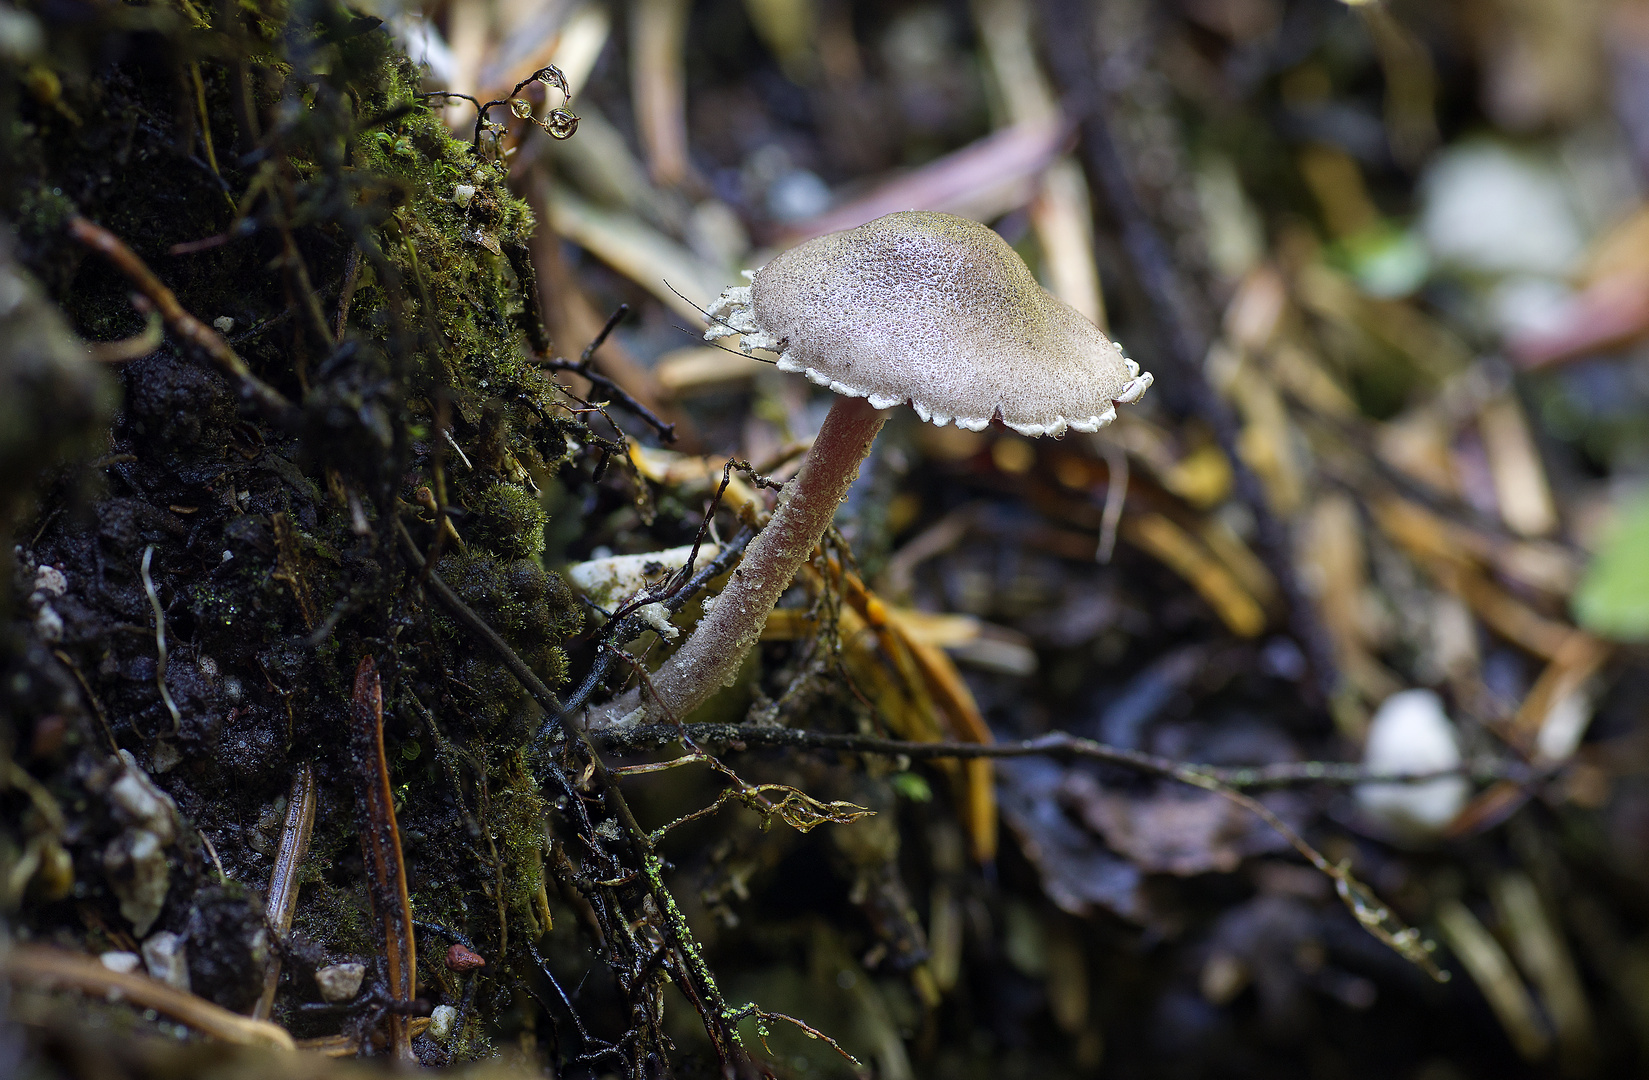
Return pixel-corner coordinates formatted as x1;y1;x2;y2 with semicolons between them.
386;0;1649;1075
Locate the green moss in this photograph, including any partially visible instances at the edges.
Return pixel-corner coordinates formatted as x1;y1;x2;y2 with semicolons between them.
465;482;549;560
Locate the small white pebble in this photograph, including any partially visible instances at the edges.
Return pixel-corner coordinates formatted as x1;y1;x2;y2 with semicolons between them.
212;316;234;334
221;550;233;562
149;739;182;774
453;184;476;207
428;1004;459;1041
100;951;141;974
141;930;190;991
315;961;366;1002
1356;689;1470;837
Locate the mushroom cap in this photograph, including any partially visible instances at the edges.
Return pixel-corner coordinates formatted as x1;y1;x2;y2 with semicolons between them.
705;211;1152;437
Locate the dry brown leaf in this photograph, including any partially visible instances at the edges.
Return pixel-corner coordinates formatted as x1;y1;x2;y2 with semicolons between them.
543;185;730;318
1302;494;1403;703
1477;392;1557;537
1122;513;1267;637
1507;630;1612;760
631;0;690;185
1061;773;1292;876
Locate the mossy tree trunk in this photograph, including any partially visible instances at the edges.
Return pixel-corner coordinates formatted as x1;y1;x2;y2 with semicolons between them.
0;1;716;1069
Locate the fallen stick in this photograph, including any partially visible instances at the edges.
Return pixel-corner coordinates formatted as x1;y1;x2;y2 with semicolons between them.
4;944;296;1050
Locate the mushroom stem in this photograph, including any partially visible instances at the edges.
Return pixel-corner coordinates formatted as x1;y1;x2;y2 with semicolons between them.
591;394;887;726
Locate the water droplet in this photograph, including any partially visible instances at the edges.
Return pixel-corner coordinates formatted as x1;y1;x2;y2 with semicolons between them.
545;108;579;140
509;99;532;119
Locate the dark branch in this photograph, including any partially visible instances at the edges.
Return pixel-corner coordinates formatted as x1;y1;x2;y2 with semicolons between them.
592;723;1529;790
542;304;678;443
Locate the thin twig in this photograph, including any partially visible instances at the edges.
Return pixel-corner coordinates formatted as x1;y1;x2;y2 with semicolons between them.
67;217;296;423
348;657;417;1062
255;761;317;1020
139;545;182;734
53;649;119;754
598;723;1522;788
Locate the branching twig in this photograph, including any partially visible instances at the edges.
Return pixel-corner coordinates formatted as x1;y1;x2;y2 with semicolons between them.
395;517;754;1069
469;65;580;151
604;658;872;843
545;527;755;741
600;724;1519;789
542;304;678;443
596;723;1507;981
725;1003;865;1073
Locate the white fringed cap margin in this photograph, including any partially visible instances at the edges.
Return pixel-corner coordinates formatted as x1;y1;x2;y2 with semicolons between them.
704;210;1152;437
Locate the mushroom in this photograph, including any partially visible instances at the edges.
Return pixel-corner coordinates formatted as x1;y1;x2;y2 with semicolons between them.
589;211;1152;727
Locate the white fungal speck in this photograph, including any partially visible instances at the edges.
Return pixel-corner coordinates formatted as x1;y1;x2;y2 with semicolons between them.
34;603;63;642
32;565;66;597
453;184;476;207
637;601;680;640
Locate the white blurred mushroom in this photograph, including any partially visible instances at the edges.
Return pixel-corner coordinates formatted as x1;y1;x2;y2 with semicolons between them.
1355;689;1471;838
